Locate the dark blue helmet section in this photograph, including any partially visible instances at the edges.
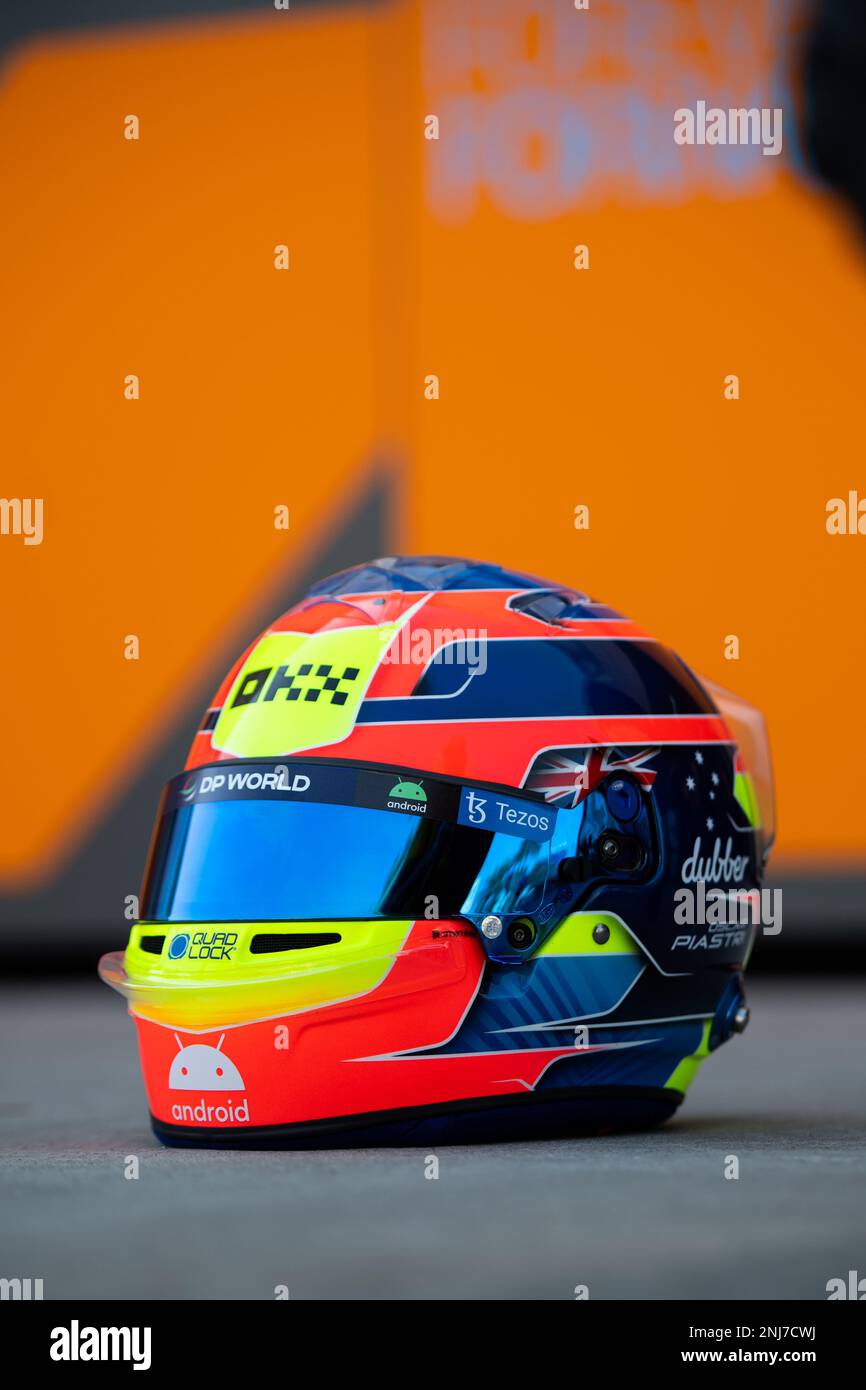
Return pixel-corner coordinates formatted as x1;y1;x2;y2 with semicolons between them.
307;554;569;595
309;557;763;976
527;740;761;976
359;638;715;721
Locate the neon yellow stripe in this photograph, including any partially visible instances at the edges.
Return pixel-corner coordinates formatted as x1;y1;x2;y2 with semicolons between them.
124;919;413;1028
665;1019;713;1093
211;617;410;758
734;769;760;827
536;911;640;957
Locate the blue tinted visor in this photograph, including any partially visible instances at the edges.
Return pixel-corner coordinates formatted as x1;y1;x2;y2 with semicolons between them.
141;760;557;923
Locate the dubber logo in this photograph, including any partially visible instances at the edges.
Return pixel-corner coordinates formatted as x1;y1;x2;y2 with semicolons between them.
680;836;750;885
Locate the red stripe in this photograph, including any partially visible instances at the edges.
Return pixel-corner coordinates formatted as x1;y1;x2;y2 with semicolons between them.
298;715;731;784
188;714;730;779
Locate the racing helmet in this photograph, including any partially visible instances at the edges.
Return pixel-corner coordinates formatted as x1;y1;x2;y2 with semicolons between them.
99;555;775;1147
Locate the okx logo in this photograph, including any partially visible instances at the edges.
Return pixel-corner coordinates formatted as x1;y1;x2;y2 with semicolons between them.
232;661;360;709
212;625;401;758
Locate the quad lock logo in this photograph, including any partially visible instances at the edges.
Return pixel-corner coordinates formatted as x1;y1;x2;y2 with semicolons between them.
168;930;238;961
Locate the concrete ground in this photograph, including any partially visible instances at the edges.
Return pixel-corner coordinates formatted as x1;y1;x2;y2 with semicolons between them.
0;977;864;1301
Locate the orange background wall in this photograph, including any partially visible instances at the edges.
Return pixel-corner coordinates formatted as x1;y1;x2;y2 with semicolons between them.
0;0;864;888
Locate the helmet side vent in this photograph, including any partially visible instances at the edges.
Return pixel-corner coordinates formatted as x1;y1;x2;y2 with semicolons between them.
139;935;166;955
250;932;342;954
509;589;585;623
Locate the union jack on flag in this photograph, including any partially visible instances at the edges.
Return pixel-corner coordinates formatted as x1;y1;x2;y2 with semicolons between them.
526;747;659;808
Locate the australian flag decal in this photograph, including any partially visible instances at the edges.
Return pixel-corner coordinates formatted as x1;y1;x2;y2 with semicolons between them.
526;747;658;808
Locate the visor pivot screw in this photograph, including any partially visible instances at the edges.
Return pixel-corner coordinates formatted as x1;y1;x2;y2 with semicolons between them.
481;915;503;940
605;777;641;822
599;831;643;872
507;918;537;950
592;922;611;945
732;1005;750;1034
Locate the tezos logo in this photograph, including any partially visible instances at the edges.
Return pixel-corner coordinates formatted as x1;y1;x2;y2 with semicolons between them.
458;787;552;841
464;790;488;824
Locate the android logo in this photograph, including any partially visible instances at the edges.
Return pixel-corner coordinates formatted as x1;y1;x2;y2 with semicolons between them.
168;1033;245;1091
388;778;427;803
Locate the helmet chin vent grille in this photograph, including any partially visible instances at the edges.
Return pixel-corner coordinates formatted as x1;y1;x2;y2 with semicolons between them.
139;935;166;955
250;932;342;954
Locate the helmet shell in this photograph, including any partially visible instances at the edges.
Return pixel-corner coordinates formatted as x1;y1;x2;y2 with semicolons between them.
187;555;764;974
100;556;770;1146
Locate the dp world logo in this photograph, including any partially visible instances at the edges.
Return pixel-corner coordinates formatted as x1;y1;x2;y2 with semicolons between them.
167;934;191;961
179;777;197;802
